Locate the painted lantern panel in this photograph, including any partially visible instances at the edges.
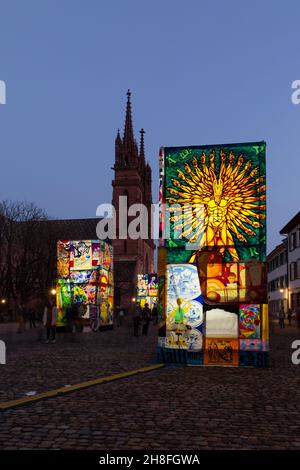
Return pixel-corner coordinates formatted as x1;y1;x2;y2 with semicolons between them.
157;142;268;367
56;240;113;327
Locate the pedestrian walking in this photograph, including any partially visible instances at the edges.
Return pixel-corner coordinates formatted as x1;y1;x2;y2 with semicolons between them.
66;303;77;333
16;303;26;333
43;302;58;343
142;303;151;336
133;303;142;336
287;308;292;326
296;309;300;329
278;308;285;329
119;307;125;326
29;308;36;328
152;304;158;325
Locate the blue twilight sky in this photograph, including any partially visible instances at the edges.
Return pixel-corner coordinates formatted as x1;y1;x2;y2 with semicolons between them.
0;0;299;253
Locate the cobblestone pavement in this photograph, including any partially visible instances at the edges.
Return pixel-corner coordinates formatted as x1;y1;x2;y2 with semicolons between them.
0;319;158;401
0;321;300;450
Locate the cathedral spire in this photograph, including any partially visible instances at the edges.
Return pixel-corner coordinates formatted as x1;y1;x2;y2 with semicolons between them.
139;128;145;165
123;90;134;150
115;128;122;165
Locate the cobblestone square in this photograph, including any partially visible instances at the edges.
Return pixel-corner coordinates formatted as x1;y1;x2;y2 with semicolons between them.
0;320;299;450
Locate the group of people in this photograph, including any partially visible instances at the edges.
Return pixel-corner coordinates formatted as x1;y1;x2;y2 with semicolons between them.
133;302;158;337
278;308;296;329
15;299;160;343
16;304;38;332
16;301;58;344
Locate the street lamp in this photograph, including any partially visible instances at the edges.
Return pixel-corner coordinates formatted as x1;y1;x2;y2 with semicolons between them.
50;289;56;296
1;299;6;304
132;297;136;302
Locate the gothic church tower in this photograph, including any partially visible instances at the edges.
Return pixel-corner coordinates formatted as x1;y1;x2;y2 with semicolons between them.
112;90;154;309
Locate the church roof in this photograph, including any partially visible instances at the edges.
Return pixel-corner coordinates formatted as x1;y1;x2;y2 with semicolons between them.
17;217;109;243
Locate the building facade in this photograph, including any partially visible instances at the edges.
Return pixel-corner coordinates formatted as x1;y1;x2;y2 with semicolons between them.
112;91;155;309
280;211;300;313
267;242;288;315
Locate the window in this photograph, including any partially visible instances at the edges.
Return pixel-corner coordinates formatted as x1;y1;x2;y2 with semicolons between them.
280;252;284;266
293;232;297;249
290;234;294;252
290;262;297;281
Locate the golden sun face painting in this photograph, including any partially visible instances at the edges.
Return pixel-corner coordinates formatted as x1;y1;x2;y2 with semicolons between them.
164;143;266;263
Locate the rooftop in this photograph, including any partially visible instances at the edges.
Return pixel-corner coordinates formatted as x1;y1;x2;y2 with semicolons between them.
280;211;300;235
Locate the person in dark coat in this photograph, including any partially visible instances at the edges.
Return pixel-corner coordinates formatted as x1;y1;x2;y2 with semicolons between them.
287;308;292;326
278;308;285;329
142;303;151;336
29;308;36;328
133;303;142;336
152;304;159;325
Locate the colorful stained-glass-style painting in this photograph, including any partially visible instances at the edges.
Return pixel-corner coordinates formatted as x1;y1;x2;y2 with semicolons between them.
137;274;148;296
166;329;188;349
137;274;158;298
167;299;203;330
70;241;92;271
198;258;266;304
166;328;203;351
204;339;239;366
99;269;109;298
148;274;158;296
204;305;238;338
158;142;267;367
261;304;269;341
167;264;201;301
163;143;266;262
202;262;240;303
100;297;113;326
57;241;70;278
240;339;264;351
72;283;97;304
165;263;203;350
92;241;101;267
56;279;72;326
137;273;158;309
187;329;203;351
69;270;98;284
103;244;112;271
56;279;71;308
239;304;260;338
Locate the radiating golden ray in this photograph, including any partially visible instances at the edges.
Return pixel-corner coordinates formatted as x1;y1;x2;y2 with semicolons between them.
166;149;265;261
